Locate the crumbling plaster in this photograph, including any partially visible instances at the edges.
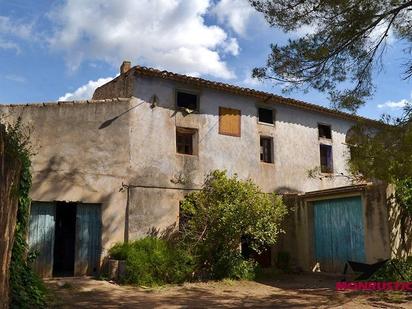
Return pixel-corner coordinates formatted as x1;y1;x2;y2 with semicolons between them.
0;74;358;253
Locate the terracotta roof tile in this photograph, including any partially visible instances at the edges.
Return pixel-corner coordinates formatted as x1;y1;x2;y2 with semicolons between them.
133;66;380;125
0;98;130;107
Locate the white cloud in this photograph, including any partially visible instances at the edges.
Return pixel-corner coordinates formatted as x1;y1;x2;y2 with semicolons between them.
0;16;32;38
378;91;412;109
368;20;395;45
242;73;261;87
212;0;255;36
378;91;412;110
223;38;240;56
5;74;26;83
0;38;20;53
378;99;409;109
293;24;318;36
0;16;33;53
58;76;114;101
48;0;239;79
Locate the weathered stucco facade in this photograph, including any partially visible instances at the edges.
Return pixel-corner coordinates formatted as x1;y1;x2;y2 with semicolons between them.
0;64;400;275
1;99;132;258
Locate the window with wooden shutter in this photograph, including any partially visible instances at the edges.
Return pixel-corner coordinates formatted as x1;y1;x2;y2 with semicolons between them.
219;107;241;137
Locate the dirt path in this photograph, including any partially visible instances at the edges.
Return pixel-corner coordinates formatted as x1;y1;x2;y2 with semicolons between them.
46;274;412;308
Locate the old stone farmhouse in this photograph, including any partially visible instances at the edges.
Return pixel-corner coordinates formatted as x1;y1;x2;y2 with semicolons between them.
0;62;404;277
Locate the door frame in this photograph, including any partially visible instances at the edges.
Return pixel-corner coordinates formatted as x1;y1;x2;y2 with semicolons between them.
29;201;103;277
308;194;366;272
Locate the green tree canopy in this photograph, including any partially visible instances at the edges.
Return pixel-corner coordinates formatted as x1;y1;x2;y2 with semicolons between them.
348;113;412;182
180;170;287;279
250;0;412;111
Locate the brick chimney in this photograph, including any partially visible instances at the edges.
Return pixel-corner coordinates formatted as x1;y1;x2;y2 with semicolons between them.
120;61;131;74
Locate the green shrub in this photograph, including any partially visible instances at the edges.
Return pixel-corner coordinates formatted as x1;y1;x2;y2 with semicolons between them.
109;237;195;286
371;258;412;281
213;252;258;280
110;171;287;285
180;170;287;280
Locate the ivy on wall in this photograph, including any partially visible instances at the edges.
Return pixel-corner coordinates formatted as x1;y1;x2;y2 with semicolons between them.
6;119;46;308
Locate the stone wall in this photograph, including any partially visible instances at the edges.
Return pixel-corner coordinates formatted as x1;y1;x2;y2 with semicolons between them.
0;100;132;255
92;72;134;100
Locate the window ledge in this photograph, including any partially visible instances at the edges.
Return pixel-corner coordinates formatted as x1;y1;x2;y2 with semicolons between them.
176;153;198;158
176;107;199;113
260;161;275;165
320;172;334;176
258;121;275;127
319;137;332;142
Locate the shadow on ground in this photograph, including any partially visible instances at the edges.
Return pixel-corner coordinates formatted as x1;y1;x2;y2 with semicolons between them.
45;274;412;308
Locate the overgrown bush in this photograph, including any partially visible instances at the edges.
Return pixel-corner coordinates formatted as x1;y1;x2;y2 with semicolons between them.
212;251;258;280
109;171;287;286
371;258;412;281
6;118;47;308
109;237;195;286
180;170;287;280
395;179;412;217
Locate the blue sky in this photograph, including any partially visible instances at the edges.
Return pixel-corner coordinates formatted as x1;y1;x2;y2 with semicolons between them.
0;0;410;120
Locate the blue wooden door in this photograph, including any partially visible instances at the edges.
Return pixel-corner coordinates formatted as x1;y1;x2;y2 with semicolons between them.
75;204;102;276
314;196;365;272
28;202;56;277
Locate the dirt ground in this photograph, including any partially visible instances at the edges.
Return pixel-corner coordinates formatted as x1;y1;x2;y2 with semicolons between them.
46;274;412;308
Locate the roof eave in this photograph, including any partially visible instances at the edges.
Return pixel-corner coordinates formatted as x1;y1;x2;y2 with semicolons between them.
132;66;381;126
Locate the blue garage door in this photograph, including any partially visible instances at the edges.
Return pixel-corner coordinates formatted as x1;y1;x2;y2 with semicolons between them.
75;203;102;276
28;202;56;278
314;196;365;272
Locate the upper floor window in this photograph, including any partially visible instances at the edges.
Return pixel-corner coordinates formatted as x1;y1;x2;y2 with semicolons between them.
320;144;333;173
219;107;241;137
176;91;198;110
176;127;197;155
260;136;273;163
258;107;275;125
318;124;332;139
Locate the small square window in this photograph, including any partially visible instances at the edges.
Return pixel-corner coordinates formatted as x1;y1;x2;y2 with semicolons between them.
318;124;332;139
260;136;273;163
320;144;333;173
176;127;197;155
176;91;198;110
258;108;275;124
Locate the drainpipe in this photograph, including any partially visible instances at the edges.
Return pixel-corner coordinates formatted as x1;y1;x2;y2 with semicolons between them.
124;185;130;243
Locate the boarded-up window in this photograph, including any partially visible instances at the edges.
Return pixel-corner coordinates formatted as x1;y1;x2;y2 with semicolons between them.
219;107;241;137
